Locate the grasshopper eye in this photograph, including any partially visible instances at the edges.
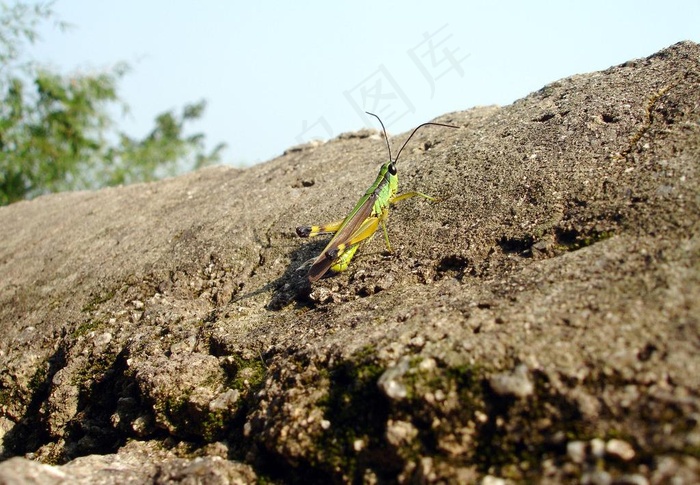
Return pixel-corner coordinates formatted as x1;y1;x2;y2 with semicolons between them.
388;162;397;175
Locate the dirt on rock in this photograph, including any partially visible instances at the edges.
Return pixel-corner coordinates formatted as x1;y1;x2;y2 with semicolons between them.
0;41;699;483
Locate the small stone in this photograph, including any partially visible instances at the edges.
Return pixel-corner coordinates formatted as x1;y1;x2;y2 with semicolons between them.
377;357;410;400
131;415;155;437
209;389;240;412
567;440;586;464
605;438;635;461
590;438;606;459
309;287;334;304
475;411;488;423
532;240;550;251
353;439;365;452
385;420;418;447
409;335;425;349
488;364;534;398
652;456;679;482
686;431;700;447
615;474;649;485
482;475;507;485
320;419;331;430
202;441;230;459
419;457;435;482
94;332;112;346
419;357;437;371
380;379;407;400
581;470;611;485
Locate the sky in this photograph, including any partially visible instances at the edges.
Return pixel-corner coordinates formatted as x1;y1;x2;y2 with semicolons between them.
27;1;700;167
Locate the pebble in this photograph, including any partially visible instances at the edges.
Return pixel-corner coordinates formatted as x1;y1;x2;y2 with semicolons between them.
353;439;365;452
581;470;611;485
385;420;418;447
94;332;112;346
615;474;648;485
209;389;240;412
605;438;635;461
377;357;410;400
567;440;586;464
590;438;605;459
418;357;436;371
488;364;534;398
481;476;506;485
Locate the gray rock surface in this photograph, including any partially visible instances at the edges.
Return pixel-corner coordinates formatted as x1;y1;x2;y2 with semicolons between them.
0;41;698;483
0;440;256;484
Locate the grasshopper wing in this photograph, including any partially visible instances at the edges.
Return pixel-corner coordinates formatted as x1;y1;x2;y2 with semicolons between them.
307;193;376;282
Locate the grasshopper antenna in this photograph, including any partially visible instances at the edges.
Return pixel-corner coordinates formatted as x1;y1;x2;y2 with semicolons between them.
365;111;392;162
394;120;459;164
365;111;458;164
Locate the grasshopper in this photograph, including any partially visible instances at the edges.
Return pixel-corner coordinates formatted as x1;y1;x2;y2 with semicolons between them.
296;112;457;282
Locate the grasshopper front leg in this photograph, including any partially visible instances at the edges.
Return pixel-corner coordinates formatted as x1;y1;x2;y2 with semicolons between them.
380;191;437;252
390;191;436;204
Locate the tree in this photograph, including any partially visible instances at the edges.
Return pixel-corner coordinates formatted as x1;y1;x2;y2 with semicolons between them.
0;1;225;205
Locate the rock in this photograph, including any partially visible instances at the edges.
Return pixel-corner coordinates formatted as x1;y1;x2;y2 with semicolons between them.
0;457;67;484
590;438;606;460
488;364;534;398
616;474;649;485
567;440;587;464
581;470;612;485
0;442;257;484
481;475;507;485
209;389;241;412
377;356;410;400
1;41;700;483
606;438;635;461
386;419;419;447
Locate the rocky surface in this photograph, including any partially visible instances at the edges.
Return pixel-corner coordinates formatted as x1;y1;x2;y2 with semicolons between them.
0;41;699;483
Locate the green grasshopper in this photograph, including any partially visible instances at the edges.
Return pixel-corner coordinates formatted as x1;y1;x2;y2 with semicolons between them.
296;112;457;282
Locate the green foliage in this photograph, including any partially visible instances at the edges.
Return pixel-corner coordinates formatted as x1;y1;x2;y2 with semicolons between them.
0;1;57;69
104;100;226;187
0;1;226;206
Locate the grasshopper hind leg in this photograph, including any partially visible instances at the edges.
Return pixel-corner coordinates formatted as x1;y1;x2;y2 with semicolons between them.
296;219;346;238
329;243;361;274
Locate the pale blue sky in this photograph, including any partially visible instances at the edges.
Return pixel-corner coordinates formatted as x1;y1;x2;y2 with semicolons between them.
29;1;700;166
